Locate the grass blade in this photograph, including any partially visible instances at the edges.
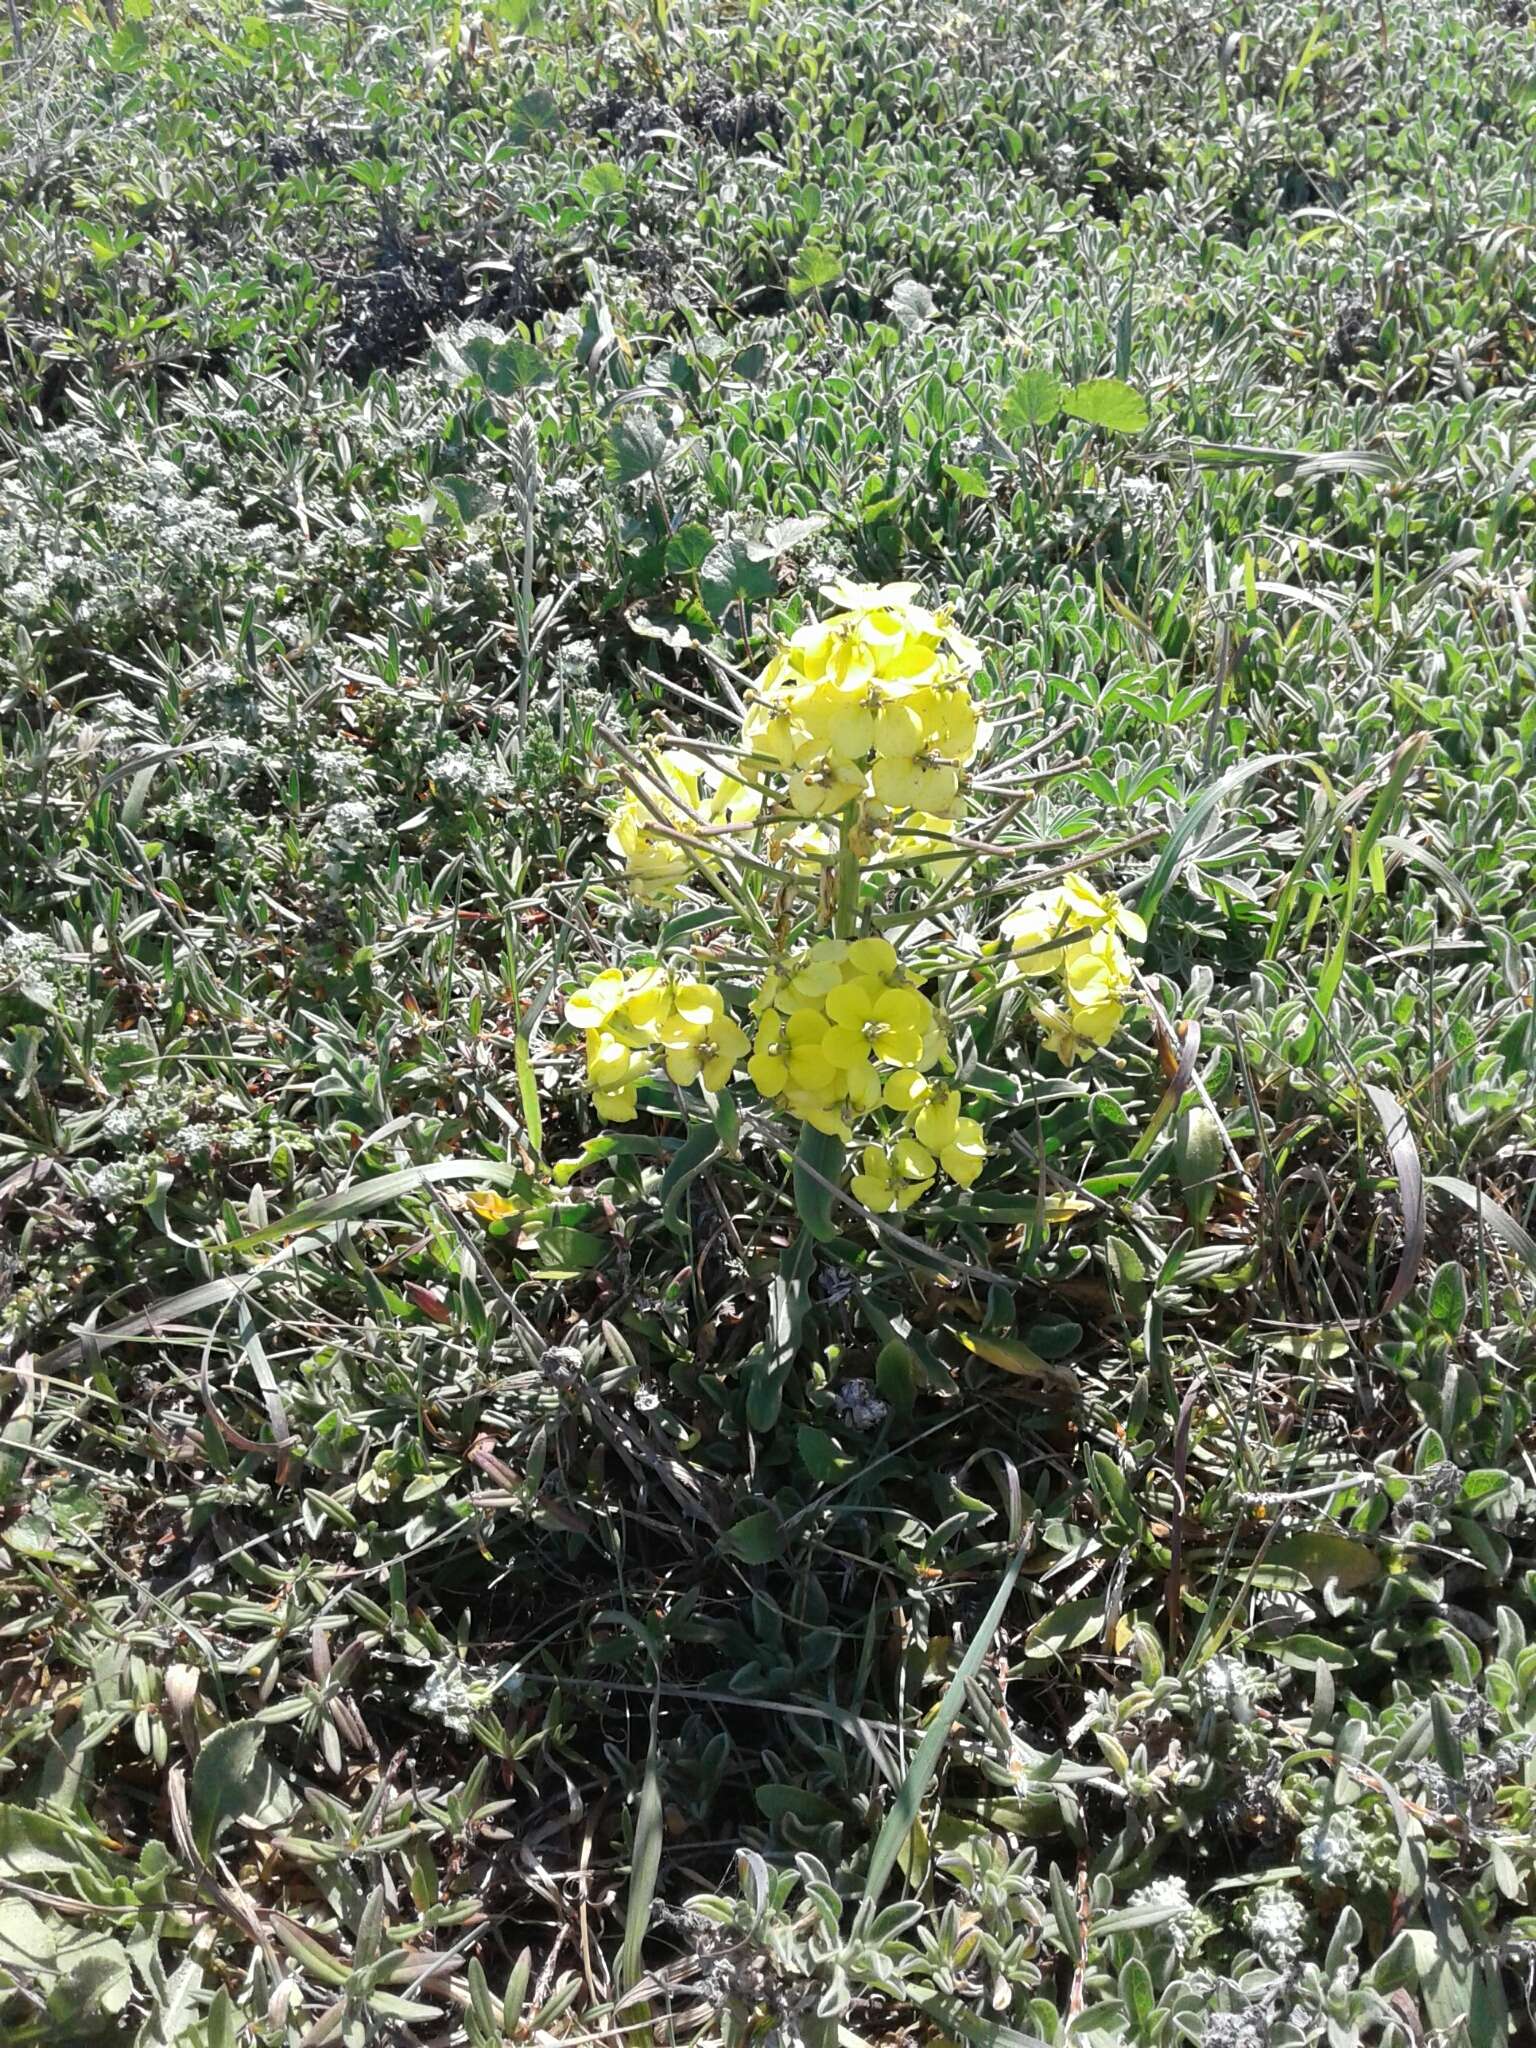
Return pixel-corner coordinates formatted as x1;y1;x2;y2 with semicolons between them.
862;1540;1029;1904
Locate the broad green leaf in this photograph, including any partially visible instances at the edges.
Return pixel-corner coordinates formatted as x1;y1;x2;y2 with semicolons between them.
886;279;936;330
664;523;714;575
754;1784;843;1825
719;1510;784;1563
1263;1530;1382;1593
534;1225;607;1269
1426;1260;1467;1333
1000;370;1063;433
789;241;842;297
1023;1597;1105;1661
797;1425;851;1483
699;537;777;620
0;1899;133;2022
581;161;625;200
1062;376;1150;433
604;414;671;484
433;475;497;525
189;1723;295;1856
954;1328;1078;1395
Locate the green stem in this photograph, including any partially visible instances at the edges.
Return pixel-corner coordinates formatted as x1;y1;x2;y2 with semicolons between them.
834;804;859;940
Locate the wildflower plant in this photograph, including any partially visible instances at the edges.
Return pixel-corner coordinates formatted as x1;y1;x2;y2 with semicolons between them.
562;582;1146;1224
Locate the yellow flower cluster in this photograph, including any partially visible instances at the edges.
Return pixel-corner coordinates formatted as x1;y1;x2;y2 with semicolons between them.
741;580;984;822
607;749;760;906
745;935;985;1203
1001;874;1146;1065
566;966;748;1120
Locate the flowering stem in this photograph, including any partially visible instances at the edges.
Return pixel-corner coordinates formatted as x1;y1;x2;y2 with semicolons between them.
833;804;859;941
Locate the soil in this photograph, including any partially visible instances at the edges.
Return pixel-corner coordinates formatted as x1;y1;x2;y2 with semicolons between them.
333;224;466;378
581;75;789;154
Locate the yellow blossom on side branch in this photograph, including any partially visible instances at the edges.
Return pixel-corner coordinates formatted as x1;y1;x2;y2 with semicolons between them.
565;964;747;1119
1000;874;1145;1066
607;748;761;906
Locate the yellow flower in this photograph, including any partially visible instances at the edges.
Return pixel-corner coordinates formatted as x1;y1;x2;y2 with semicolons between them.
821;577;925;616
587;1031;648;1091
1031;996;1124;1065
1063;928;1133;1009
823;977;931;1069
787;757;866;819
1001;891;1072;976
846;935;899;978
566;969;631;1029
938;1116;986;1188
1057;872;1148;945
851;1145;898;1213
654;980;725;1049
593;1085;639;1122
665;1013;749;1090
850;1142;931;1212
740;586;983;836
565;964;751;1123
884;1067;930;1113
870;752;961;817
913;1087;962;1153
892;1134;936;1184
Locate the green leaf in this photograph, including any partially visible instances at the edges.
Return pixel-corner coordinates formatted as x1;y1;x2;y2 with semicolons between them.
0;1898;133;2022
999;370;1063;433
954;1328;1078;1397
581;161;626;200
1134;753;1292;931
225;1157;533;1250
189;1724;295;1857
797;1425;851;1483
1093;1895;1197;1938
1173;1105;1224;1228
664;523;714;575
478;336;553;393
1426;1176;1536;1278
659;1123;722;1227
534;1226;607;1270
792;1122;843;1243
434;475;497;525
604;414;671;485
719;1510;785;1564
875;1337;919;1416
944;463;991;499
616;1699;663;1997
1264;1530;1382;1593
1062;376;1150;433
514;1032;543;1159
886;279;936;331
754;1784;842;1825
789;241;842;297
1023;1597;1105;1661
862;1541;1029;1902
1426;1260;1467;1333
744;1230;816;1432
698;537;778;621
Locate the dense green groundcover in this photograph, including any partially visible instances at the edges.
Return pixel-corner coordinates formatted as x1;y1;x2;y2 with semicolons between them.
2;0;1536;2039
